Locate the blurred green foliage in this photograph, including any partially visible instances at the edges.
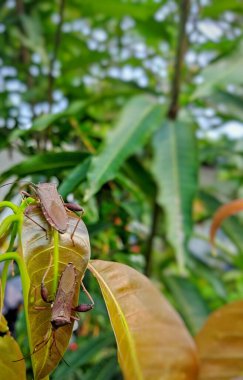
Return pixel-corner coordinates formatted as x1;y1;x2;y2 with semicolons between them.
1;0;243;378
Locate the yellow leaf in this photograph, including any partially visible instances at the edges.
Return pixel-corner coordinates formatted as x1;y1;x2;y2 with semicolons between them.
0;334;26;380
196;300;243;379
22;208;91;379
88;259;199;380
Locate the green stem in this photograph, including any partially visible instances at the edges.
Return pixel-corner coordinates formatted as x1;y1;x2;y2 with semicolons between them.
0;214;20;239
53;229;59;294
0;253;32;359
0;201;19;214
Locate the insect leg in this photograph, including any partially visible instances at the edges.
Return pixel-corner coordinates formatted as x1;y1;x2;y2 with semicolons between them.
24;207;49;239
72;281;94;313
41;255;54;304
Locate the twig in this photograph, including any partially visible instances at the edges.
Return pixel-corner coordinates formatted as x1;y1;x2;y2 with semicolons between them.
167;0;190;120
48;0;65;109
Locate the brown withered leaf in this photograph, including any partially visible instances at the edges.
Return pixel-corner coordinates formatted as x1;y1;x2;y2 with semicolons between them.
89;259;199;380
196;300;243;379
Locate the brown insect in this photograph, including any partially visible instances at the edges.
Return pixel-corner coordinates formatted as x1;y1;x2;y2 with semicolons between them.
22;182;84;239
15;260;94;362
0;181;84;238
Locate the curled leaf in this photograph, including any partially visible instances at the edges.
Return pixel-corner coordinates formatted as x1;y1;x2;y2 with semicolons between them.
88;259;199;380
210;199;243;247
21;208;91;379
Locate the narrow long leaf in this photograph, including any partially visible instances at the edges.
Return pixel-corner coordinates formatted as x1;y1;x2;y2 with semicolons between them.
88;260;199;380
164;275;210;335
152;121;198;272
84;95;163;200
0;152;88;183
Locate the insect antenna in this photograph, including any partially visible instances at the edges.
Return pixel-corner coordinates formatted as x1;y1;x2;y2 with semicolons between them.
12;330;53;363
50;330;70;367
0;180;37;190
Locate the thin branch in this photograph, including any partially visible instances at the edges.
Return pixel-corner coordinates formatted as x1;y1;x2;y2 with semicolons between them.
144;202;160;277
48;0;65;109
167;0;190;120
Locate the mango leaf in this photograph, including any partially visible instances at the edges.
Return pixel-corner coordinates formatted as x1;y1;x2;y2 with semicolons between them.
58;157;91;198
52;333;115;379
84;95;163;201
21;208;91;379
0;152;88;183
152;121;198;272
196;300;243;379
164;275;210;336
88;260;199;380
210;199;243;251
0;313;26;380
192;42;243;99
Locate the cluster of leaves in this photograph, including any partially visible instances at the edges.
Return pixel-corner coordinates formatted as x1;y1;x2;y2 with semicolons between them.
0;0;243;378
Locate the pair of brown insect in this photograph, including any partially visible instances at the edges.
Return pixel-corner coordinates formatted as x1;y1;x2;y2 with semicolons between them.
14;182;94;361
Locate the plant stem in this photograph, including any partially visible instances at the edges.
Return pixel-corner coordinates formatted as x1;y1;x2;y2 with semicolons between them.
144;202;160;277
0;253;32;352
167;0;190;120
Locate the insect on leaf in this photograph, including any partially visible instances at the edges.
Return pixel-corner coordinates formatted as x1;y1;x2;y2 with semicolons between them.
21;208;91;380
88;260;199;380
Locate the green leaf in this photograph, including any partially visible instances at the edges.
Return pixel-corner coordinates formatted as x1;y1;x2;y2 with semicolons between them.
152;121;198;272
0;152;88;183
192;43;243;99
58;157;91;198
89;260;199;380
164;275;210;336
52;333;115;379
84;95;163;200
82;356;119;380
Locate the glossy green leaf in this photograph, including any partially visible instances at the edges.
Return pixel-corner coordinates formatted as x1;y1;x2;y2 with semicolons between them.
164;275;210;335
21;208;91;379
84;95;163;200
152;121;198;272
89;260;199;380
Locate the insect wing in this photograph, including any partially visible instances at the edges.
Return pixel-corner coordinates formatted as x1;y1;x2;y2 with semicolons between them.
37;183;68;233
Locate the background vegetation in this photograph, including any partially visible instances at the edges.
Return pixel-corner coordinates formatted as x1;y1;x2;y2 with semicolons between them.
1;0;243;378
